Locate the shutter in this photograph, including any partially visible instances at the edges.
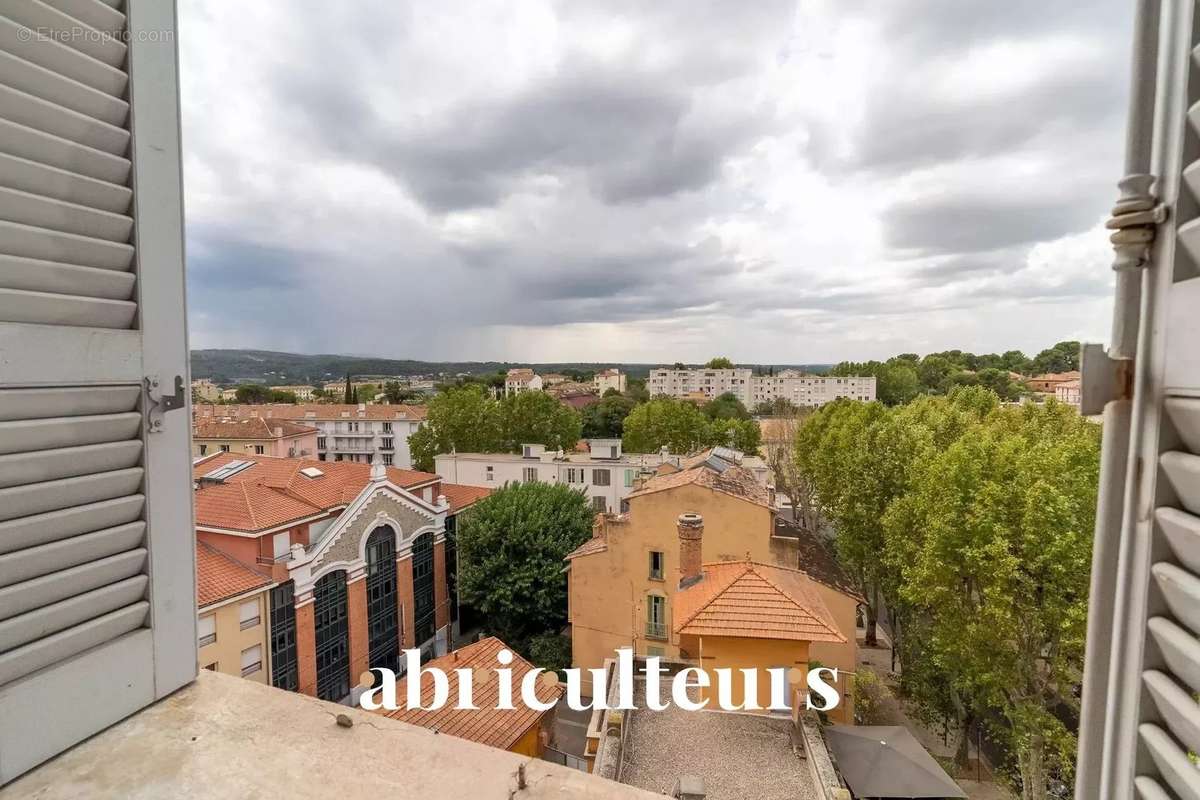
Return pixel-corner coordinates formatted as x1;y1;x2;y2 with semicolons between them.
0;0;194;785
1082;1;1200;797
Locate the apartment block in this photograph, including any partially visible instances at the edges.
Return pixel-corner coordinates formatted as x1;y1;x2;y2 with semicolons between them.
505;368;543;396
194;403;427;468
435;441;769;514
270;385;317;401
647;367;876;406
196;542;272;683
592;368;627;394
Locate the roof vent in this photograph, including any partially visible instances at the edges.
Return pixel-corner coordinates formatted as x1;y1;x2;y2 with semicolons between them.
299;466;324;479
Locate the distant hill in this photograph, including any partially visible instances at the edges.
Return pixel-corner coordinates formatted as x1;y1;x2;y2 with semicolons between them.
190;349;832;386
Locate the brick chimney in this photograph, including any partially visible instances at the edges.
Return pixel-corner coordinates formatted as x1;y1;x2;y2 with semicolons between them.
678;513;703;588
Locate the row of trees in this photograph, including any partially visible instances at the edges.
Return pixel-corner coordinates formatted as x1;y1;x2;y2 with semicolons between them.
622;396;761;453
409;386;583;471
825;341;1081;407
793;389;1099;798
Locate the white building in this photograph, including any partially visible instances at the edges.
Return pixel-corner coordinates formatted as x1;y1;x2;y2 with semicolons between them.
592;368;627;395
435;440;768;514
193;403;427;468
1055;379;1081;407
270;385;316;401
505;368;544;396
647;367;875;407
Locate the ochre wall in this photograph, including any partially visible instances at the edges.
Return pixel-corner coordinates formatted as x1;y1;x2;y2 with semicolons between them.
198;590;270;685
806;583;857;723
568;484;773;696
693;635;809;712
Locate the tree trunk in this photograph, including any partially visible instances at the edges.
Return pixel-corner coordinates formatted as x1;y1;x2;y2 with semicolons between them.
1018;733;1048;800
864;586;879;647
955;713;974;771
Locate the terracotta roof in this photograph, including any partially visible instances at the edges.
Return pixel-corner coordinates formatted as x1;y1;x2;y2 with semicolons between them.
193;452;438;532
1027;371;1080;383
673;561;846;643
441;483;492;515
506;369;535;380
194;417;318;441
565;529;608;559
385;637;561;750
628;461;768;508
196;541;271;607
193;403;428;422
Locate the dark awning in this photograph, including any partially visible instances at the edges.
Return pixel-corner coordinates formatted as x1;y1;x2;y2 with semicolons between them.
825;725;967;799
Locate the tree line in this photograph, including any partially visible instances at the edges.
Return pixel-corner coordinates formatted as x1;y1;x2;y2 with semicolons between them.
791;388;1099;798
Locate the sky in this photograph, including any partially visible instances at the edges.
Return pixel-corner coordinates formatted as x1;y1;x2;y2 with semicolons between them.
179;1;1132;364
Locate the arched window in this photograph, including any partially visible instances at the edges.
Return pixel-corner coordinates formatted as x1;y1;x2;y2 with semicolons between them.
313;571;349;701
365;526;399;672
411;532;435;647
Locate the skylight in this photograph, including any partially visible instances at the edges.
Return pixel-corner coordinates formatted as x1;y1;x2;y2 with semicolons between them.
300;467;324;479
201;460;254;482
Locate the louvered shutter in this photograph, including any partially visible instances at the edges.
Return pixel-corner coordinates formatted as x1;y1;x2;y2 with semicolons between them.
0;0;195;784
1079;1;1200;797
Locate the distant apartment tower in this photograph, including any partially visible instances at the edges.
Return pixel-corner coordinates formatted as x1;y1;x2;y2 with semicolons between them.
505;368;543;396
592;368;627;395
647;367;875;406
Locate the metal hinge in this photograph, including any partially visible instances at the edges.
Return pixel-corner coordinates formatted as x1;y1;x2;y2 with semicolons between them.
145;374;186;433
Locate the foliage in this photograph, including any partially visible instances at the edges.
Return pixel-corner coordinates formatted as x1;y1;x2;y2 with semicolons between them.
853;669;888;725
793;390;1101;797
456;483;594;644
233;384;298;404
625;377;650;404
581;393;636;438
708;417;762;454
829;361;920;406
499;390;583;453
382;380;423;405
343;374;354;404
409;385;581;471
705;357;735;369
753;397;800;416
703;392;751;421
623;397;713;453
1031;341;1081;375
527;632;573;676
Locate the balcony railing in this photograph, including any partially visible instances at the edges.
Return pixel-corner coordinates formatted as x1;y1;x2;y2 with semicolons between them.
645;621;667;640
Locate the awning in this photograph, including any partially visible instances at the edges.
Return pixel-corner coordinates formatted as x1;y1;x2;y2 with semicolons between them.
825;725;967;799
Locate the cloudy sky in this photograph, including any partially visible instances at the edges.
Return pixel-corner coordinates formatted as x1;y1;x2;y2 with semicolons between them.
179;1;1132;364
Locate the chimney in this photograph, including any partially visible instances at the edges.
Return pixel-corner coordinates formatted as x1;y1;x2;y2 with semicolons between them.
678;513;703;588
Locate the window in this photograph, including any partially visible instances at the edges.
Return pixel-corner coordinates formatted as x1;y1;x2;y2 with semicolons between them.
270;582;298;691
199;444;208;455
649;551;664;580
523;467;538;483
383;422;392;433
317;436;326;449
254;445;265;455
366;527;399;672
485;466;494;481
198;615;216;647
239;600;260;630
624;469;635;488
381;437;393;449
240;645;263;677
412;533;436;646
273;532;291;560
567;468;585;484
646;595;666;640
220;444;230;452
592;468;611;486
592;496;607;512
314;571;350;701
382;454;394;466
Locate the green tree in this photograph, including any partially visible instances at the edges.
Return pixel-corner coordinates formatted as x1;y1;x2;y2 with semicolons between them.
624;377;650;404
753;397;800;416
581;394;636;438
343;374;354;404
708;417;761;454
234;383;270;404
457;482;594;646
703;392;751;421
382;381;421;405
705;357;735;369
499;391;582;452
889;401;1099;795
267;389;298;403
409;385;502;471
1031;341;1081;374
623;397;712;453
527;632;573;677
